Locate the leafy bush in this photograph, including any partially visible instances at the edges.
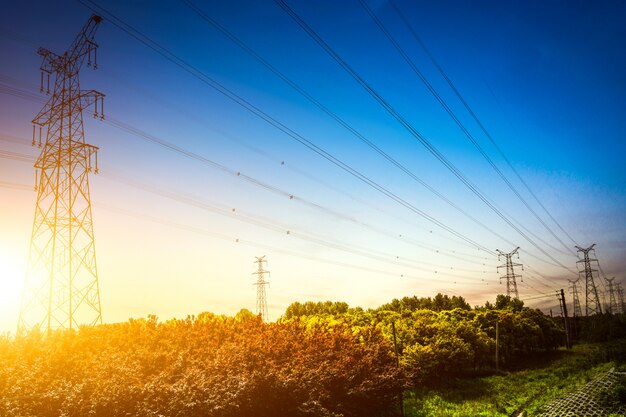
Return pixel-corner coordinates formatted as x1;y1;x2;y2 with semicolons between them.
0;314;403;417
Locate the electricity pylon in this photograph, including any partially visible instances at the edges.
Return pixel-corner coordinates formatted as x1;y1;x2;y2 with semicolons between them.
617;282;625;314
497;247;523;299
568;279;583;318
18;15;105;334
252;256;270;322
605;277;618;315
575;244;602;316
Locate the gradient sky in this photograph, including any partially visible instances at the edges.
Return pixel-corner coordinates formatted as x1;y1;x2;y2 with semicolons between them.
0;0;625;332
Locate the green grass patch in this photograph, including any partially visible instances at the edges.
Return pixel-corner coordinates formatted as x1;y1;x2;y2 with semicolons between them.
404;339;626;416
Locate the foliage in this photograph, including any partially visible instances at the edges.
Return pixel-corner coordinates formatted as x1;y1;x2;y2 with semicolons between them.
283;294;566;384
0;314;403;417
575;313;626;343
404;339;626;417
0;292;589;415
284;300;350;319
493;294;525;312
377;293;471;313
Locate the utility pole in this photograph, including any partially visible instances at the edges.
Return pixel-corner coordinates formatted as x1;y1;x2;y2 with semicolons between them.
252;256;270;322
568;279;583;318
495;320;499;373
18;15;105;334
557;289;571;349
605;277;618;315
575;245;602;316
391;321;404;417
497;247;523;299
568;279;581;343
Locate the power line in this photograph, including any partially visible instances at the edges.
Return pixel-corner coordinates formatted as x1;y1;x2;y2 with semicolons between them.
181;0;517;257
0;80;496;267
0;132;497;277
0;80;560;290
1;154;494;289
0;54;551;292
110;128;506;268
523;292;558;302
100;67;475;253
0;170;488;286
0;180;31;191
100;169;491;283
74;0;498;256
0;149;33;163
272;0;575;275
359;0;576;260
3;5;576;292
0;185;490;304
388;0;579;252
99;119;494;273
94;200;491;288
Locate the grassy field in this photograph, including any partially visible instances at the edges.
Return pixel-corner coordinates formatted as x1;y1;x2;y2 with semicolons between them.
403;339;626;417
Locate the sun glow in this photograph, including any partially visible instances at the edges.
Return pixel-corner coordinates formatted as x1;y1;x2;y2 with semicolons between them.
0;246;25;331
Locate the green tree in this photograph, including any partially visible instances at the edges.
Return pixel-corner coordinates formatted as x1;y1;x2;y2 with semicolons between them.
283;301;349;319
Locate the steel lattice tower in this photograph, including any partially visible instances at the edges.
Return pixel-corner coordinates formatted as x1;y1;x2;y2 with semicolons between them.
252;256;270;322
568;279;583;318
575;244;602;316
617;282;625;314
18;15;105;334
497;247;523;299
605;277;618;315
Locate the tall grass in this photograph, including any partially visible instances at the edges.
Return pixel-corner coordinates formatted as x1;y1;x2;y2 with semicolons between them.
404;339;626;416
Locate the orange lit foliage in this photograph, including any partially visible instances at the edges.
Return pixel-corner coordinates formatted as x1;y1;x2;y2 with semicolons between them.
0;314;403;417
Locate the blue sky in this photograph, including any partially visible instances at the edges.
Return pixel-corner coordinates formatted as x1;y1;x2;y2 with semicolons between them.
0;0;624;331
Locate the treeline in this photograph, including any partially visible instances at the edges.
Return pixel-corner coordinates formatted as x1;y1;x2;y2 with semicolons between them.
0;293;596;416
283;294;564;384
573;313;626;343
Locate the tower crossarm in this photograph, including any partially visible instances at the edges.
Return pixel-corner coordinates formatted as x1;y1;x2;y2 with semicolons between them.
34;141;99;172
67;15;102;71
37;48;64;74
575;244;595;254
35;15;102;95
78;90;106;119
38;15;102;75
32;90;105;127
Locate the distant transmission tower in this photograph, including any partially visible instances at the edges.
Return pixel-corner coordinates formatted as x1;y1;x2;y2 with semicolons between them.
497;247;523;299
617;282;625;314
575;245;602;316
605;277;618;315
568;279;583;318
252;256;270;321
18;15;105;334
